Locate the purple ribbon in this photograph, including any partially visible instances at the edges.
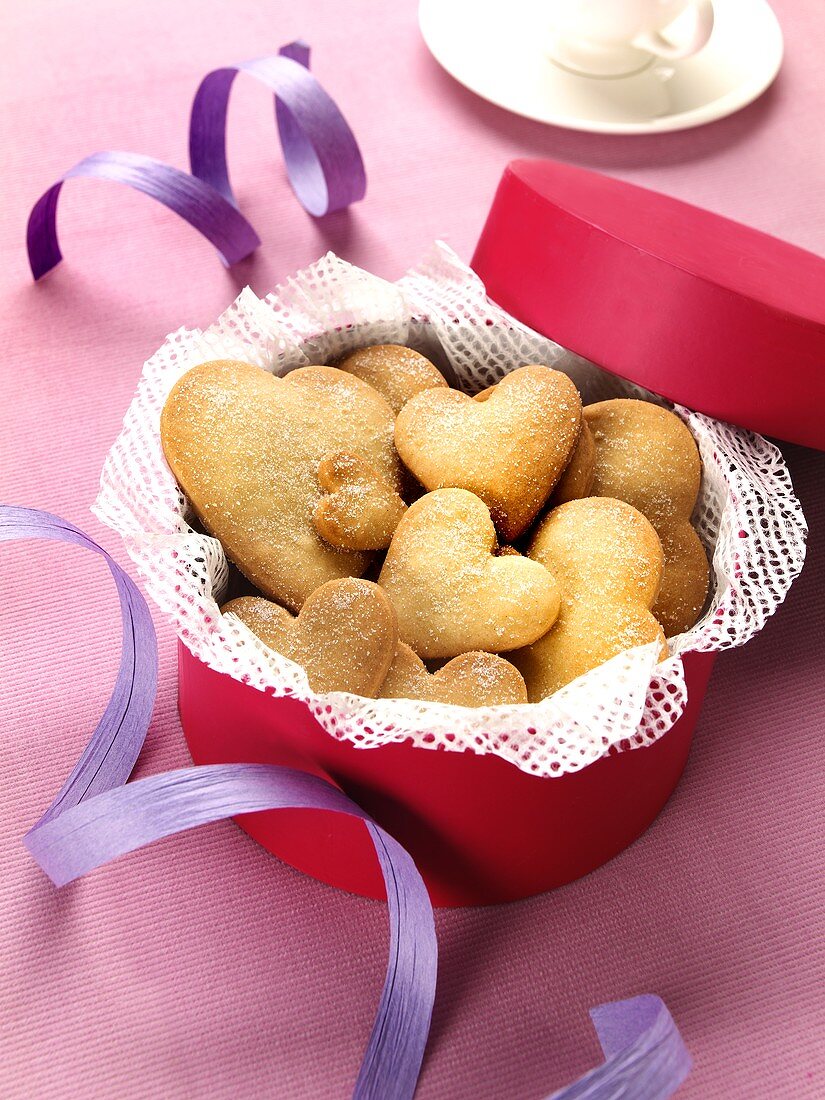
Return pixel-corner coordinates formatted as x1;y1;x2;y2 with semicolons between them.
26;41;365;280
0;507;157;817
1;505;691;1099
190;41;366;218
25;764;436;1100
547;995;691;1099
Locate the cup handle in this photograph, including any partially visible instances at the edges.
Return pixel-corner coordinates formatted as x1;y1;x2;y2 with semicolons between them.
633;1;714;60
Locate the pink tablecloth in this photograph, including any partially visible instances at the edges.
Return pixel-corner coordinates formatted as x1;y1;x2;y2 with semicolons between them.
1;1;823;1096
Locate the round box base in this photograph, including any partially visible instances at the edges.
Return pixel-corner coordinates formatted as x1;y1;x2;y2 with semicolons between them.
179;643;715;906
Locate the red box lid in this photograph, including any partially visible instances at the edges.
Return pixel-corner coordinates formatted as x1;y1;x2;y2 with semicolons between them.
472;159;825;451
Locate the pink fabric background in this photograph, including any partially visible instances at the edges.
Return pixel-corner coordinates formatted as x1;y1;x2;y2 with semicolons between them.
1;1;823;1096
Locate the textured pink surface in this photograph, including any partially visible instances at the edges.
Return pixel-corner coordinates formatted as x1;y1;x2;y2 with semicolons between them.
1;1;823;1096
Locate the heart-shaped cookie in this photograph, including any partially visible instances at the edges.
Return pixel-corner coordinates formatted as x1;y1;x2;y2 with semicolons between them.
221;578;397;696
565;399;709;636
378;488;560;659
314;453;407;551
394;364;582;541
381;642;527;706
512;497;667;701
161;360;400;611
337;344;448;414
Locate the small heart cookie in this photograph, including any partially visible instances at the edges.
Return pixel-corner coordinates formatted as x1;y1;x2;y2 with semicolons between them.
221;578;397;696
314;453;407;551
512;497;667;701
378;488;560;659
337;344;449;414
381;642;527;706
578;399;708;636
395;364;582;541
161;360;400;612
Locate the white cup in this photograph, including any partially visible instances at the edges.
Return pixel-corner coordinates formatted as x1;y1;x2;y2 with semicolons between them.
546;0;715;77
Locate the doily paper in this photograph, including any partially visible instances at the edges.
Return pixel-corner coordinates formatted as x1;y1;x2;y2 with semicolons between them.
94;244;807;778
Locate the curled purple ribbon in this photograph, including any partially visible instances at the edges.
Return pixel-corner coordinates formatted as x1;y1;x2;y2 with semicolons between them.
26;41;365;280
0;506;157;816
547;995;691;1099
190;41;366;218
1;505;434;1100
26;152;261;282
1;504;690;1099
25;764;436;1100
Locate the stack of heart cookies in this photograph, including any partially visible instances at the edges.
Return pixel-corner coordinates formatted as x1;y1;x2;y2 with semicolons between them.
160;344;709;707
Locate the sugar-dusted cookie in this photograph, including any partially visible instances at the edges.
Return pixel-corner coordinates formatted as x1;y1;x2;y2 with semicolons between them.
552;421;596;504
579;399;709;636
395;364;582;541
314;452;407;551
512;497;667;701
378;488;560;659
221;578;397;696
381;642;527;706
337;344;449;414
161;360;401;612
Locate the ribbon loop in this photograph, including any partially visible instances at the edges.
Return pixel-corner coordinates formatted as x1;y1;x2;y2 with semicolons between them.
0;506;157;817
2;505;691;1099
27;40;366;280
1;505;434;1100
27;151;261;281
547;994;691;1099
190;41;366;217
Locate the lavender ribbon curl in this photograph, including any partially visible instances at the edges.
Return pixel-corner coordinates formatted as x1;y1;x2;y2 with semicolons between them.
547;995;691;1100
2;505;690;1099
190;41;366;218
27;41;365;280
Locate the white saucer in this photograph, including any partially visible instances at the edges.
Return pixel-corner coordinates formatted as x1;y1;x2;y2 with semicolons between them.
418;0;783;134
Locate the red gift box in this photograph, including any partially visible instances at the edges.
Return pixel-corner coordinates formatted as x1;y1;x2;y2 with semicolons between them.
181;644;715;905
168;159;820;906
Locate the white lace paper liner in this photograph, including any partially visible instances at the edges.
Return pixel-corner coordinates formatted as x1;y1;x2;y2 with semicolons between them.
94;243;807;778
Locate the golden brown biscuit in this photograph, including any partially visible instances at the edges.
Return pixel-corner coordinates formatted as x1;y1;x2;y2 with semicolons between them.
552;420;596;504
580;399;709;636
222;578;397;696
314;453;407;551
161;360;401;612
337;344;448;414
512;498;667;701
381;642;528;706
395;364;582;541
378;488;560;659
